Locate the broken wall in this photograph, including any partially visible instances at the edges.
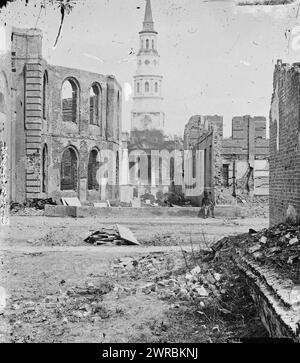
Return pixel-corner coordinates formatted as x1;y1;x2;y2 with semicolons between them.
8;27;122;204
222;116;269;196
183;115;223;205
269;60;300;225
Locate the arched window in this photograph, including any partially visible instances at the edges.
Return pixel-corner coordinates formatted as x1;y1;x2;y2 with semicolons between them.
152;39;154;49
42;144;48;193
146;39;149;49
62;78;79;123
88;149;99;190
145;82;149;93
137;82;140;94
42;71;48;119
61;147;78;191
90;83;101;125
155;82;158;93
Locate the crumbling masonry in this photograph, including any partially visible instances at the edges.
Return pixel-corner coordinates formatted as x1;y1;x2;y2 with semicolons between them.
184;115;269;206
3;28;122;205
269;60;300;225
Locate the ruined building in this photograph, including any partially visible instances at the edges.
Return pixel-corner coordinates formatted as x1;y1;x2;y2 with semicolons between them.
3;27;122;204
269;60;300;225
184;115;269;206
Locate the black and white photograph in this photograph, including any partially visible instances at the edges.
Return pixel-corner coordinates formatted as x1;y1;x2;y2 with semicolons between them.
0;0;300;348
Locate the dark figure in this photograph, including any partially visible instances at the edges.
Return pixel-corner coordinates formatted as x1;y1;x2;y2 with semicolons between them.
208;192;215;218
201;191;215;219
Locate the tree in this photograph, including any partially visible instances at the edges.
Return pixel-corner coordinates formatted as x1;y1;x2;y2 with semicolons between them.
0;0;75;47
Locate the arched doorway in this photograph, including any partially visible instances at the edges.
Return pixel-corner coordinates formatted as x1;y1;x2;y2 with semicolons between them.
61;147;78;191
88;149;99;191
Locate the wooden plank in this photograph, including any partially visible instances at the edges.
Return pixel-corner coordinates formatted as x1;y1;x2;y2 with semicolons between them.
63;197;81;207
116;224;140;245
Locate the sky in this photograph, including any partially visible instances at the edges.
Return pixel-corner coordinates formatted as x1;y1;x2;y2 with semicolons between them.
1;0;300;137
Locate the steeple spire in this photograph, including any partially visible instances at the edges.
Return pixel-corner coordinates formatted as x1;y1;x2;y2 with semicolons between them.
142;0;155;32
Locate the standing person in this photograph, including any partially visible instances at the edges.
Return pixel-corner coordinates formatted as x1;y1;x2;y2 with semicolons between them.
201;191;211;219
208;192;215;218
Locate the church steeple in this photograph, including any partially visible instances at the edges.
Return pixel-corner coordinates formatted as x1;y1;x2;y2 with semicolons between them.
141;0;156;33
131;0;165;131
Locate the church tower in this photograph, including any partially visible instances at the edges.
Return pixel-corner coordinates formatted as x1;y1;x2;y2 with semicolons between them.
131;0;165;131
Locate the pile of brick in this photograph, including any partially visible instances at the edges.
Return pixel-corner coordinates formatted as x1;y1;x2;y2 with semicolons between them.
245;224;300;283
10;198;56;216
84;225;140;246
211;223;300;341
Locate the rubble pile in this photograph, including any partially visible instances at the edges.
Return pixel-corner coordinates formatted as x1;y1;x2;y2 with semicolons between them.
10;198;57;216
244;224;300;283
85;225;140;246
140;190;193;207
215;189;268;218
110;248;265;341
112;252;246;316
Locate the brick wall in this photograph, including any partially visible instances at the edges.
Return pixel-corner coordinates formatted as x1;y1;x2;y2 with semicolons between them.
269;60;300;225
184;114;269;205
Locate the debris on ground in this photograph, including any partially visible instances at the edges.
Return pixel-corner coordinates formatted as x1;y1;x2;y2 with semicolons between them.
210;222;300;283
6;279;114;343
10;198;57;216
245;223;300;283
110;244;267;342
215;189;268;218
140;190;193;207
84;225;140;246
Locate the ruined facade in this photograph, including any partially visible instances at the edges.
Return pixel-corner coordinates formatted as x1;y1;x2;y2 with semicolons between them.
183;115;223;205
269;60;300;225
184;115;269;206
5;27;122;204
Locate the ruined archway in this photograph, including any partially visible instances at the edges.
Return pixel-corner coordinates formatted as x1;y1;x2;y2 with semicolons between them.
88;149;100;191
60;147;78;191
62;78;80;123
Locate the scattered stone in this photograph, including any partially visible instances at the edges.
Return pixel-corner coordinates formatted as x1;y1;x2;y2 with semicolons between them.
214;273;222;282
196;286;210;297
253;252;264;260
289;237;299;246
287;255;298;265
259;236;267;244
248;244;261;254
269;246;282;254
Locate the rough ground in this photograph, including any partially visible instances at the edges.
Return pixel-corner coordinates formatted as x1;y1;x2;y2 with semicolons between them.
0;216;269;343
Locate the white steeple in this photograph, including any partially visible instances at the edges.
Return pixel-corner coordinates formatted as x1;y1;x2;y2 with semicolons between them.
131;0;165;131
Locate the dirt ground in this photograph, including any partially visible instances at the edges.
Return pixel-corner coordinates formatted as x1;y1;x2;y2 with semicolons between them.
0;216;269;343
